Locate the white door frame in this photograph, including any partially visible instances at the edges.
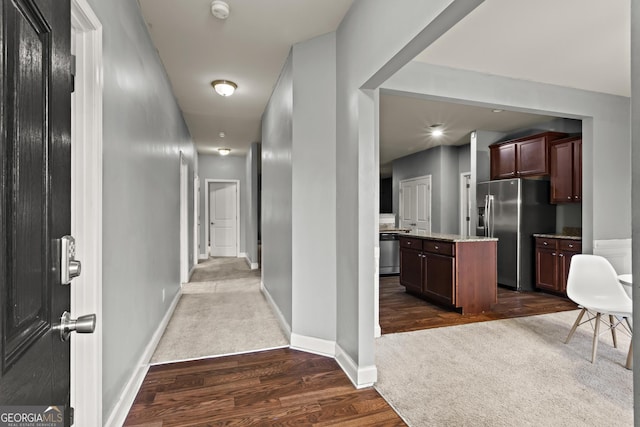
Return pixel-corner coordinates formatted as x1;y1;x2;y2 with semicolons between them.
204;179;240;258
180;153;189;283
194;175;199;265
70;1;103;425
460;171;471;237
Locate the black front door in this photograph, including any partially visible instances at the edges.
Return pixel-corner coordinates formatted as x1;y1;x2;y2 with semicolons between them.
0;0;72;424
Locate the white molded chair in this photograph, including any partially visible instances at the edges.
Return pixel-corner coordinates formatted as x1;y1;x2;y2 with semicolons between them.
564;254;633;369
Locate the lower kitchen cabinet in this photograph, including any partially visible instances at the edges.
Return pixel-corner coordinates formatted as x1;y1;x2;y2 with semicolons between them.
399;235;497;314
534;236;581;295
399;245;422;293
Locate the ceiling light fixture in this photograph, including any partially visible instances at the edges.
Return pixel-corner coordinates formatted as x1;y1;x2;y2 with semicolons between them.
492;109;504;113
218;148;231;156
210;0;230;20
429;123;444;137
219;131;225;138
211;80;237;97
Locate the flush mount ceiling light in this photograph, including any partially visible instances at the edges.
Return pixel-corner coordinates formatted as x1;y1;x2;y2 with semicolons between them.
492;109;504;113
211;79;237;97
429;123;444;137
211;0;230;20
218;148;231;156
219;131;225;138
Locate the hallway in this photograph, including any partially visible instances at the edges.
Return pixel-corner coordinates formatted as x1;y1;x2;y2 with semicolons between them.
124;258;405;426
150;257;288;364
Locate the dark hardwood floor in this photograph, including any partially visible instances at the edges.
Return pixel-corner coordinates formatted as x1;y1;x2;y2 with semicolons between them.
124;348;406;427
126;276;576;426
380;275;577;334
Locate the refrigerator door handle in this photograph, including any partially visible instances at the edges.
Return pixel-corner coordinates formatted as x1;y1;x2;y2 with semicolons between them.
484;195;489;237
487;195;494;237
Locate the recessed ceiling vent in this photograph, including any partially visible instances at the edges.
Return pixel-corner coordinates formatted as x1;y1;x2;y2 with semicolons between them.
211;1;230;20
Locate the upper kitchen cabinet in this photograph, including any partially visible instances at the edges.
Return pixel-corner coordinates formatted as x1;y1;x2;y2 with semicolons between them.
550;136;582;203
489;131;568;180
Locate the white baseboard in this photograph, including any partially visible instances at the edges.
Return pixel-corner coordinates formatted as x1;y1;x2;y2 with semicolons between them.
188;265;196;281
243;253;259;270
198;253;208;261
239;251;247;259
375;324;381;338
335;344;377;389
104;287;182;427
290;333;335;357
260;281;292;340
593;238;632;274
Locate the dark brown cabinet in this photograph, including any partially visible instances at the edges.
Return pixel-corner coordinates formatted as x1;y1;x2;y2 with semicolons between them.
399;238;422;293
399;236;497;314
535;236;581;295
550;136;582;203
489;131;567;180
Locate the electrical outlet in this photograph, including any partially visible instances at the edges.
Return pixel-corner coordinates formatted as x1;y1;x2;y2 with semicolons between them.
162;288;165;302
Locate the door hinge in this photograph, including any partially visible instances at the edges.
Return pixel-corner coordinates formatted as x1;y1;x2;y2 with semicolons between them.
466;216;470;221
69;407;74;426
466;183;470;188
70;55;76;93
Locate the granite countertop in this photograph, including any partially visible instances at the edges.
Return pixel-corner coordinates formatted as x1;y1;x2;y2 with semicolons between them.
401;231;498;243
533;233;582;240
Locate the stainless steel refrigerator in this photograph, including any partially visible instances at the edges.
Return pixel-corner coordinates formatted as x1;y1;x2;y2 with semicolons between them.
476;178;556;291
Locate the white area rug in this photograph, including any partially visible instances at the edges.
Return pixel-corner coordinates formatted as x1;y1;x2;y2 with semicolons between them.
375;310;632;427
151;260;288;364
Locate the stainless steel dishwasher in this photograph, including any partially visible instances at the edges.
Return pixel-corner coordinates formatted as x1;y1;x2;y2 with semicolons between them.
379;232;400;275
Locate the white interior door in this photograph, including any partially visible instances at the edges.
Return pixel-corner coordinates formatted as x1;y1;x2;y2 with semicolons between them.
209;182;238;257
400;176;431;234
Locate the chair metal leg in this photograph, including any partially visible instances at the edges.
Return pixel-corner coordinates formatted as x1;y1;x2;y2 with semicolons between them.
566;308;587;344
625;317;633;370
609;314;618;348
591;312;601;363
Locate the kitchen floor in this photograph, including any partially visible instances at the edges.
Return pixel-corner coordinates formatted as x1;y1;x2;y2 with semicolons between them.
379;275;577;334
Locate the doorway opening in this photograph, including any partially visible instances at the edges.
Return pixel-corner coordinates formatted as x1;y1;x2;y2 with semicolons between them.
179;153;189;283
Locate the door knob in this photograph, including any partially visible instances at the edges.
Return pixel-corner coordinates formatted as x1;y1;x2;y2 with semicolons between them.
56;311;96;341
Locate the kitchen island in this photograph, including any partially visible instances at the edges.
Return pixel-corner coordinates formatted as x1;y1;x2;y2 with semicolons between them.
399;232;498;314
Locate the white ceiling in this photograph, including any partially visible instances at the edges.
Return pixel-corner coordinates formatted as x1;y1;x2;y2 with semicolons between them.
138;0;630;161
138;0;354;156
379;94;554;166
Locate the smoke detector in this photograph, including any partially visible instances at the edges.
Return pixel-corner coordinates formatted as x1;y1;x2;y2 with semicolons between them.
211;1;230;20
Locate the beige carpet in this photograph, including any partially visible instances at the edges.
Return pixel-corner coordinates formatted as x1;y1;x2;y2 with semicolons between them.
375;310;633;427
151;258;288;364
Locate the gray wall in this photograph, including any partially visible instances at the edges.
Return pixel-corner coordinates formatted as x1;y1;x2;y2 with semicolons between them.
384;61;632;252
86;0;197;420
245;143;261;266
392;145;461;234
458;143;471;174
261;53;294;327
291;33;337;342
631;0;639;417
334;0;481;374
261;33;338;344
198;154;247;258
475;131;506;182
